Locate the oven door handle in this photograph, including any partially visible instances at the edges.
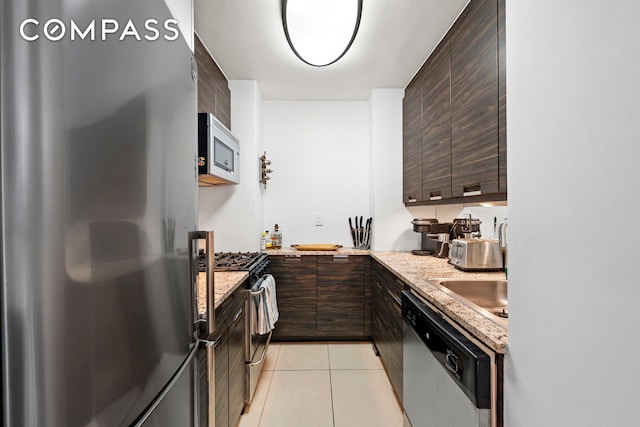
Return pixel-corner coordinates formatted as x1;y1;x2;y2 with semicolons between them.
250;286;266;297
248;330;273;367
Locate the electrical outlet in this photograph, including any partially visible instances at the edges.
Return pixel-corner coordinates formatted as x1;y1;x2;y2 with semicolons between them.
315;213;323;226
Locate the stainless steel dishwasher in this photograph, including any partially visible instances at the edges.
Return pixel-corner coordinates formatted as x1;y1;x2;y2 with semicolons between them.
402;290;495;427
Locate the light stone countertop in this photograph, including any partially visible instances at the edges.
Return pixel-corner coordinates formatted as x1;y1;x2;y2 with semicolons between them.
198;250;508;353
197;271;248;314
266;248;371;256
371;252;508;353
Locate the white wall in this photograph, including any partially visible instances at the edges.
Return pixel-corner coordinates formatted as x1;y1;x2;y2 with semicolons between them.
369;89;420;251
198;81;264;252
262;101;370;248
505;1;640;426
164;0;193;51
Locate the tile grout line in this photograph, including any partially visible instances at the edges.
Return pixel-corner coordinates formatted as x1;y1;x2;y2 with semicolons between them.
254;370;274;427
255;344;281;427
327;343;337;427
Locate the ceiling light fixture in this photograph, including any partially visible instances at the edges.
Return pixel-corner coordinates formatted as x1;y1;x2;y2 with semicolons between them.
281;0;363;67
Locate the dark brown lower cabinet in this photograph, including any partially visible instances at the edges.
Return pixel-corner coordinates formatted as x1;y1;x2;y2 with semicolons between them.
270;255;317;338
197;350;209;427
214;331;229;427
212;285;246;427
371;260;404;402
227;302;246;427
317;255;366;336
270;255;369;340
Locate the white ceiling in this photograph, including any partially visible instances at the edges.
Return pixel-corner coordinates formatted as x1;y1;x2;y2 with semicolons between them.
194;0;469;101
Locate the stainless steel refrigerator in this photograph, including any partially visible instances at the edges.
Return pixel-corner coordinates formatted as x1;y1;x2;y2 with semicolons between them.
1;0;209;425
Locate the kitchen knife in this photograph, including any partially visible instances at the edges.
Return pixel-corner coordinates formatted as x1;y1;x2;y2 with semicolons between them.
364;218;371;248
359;216;363;247
364;217;372;248
348;217;357;247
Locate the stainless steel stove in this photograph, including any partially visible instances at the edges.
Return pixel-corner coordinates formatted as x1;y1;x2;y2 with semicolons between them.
200;251;273;407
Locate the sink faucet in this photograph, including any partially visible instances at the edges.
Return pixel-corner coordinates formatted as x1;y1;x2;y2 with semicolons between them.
498;217;508;248
498;218;508;276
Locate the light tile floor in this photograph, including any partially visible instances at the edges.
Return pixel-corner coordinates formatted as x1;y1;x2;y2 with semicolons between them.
238;342;404;427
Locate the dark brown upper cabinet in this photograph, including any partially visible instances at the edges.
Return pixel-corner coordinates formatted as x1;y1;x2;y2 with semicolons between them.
451;0;499;198
403;70;424;204
422;41;453;202
403;0;506;206
195;34;231;130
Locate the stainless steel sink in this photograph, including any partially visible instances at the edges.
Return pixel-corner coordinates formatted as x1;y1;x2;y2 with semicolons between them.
431;278;508;327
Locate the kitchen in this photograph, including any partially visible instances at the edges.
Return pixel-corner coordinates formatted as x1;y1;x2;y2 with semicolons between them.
2;1;639;427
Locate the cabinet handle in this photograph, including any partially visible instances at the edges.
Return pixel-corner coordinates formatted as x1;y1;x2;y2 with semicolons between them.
333;254;349;262
463;185;482;197
407;196;417;203
284;255;302;261
387;288;402;307
230;307;244;325
429;191;442;201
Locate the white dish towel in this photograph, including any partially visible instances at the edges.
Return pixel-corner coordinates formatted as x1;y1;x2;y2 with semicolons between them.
256;274;278;335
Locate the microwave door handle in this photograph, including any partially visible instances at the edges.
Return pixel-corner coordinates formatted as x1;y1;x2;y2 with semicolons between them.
188;231;215;340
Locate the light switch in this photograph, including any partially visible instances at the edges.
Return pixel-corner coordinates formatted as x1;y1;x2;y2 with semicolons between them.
315;213;323;226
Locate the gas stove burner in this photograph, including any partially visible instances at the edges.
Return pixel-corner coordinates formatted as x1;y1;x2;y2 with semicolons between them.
198;251;270;285
215;252;263;269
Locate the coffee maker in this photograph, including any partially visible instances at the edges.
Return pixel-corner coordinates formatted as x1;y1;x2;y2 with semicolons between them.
411;217;481;258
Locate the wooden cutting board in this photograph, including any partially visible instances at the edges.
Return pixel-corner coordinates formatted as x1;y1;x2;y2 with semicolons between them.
291;244;343;251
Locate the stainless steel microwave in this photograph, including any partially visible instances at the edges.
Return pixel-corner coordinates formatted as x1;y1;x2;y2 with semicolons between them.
198;113;240;185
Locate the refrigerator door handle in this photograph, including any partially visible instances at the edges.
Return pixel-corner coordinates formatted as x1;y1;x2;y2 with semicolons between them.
188;231;215;338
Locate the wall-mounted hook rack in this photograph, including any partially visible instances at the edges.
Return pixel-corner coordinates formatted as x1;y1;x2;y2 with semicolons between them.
259;151;273;189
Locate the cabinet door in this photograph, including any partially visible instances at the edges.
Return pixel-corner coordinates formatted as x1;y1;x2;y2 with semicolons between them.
422;41;453;201
214;331;229;427
403;71;424;204
497;0;507;193
451;0;500;198
317;255;365;337
215;76;231;131
270;256;317;338
195;34;231;130
228;302;246;427
371;262;403;402
371;278;388;361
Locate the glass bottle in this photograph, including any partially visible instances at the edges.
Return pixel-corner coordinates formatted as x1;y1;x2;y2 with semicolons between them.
272;224;282;249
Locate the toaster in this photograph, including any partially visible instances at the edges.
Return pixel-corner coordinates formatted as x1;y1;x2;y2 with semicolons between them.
448;239;503;271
